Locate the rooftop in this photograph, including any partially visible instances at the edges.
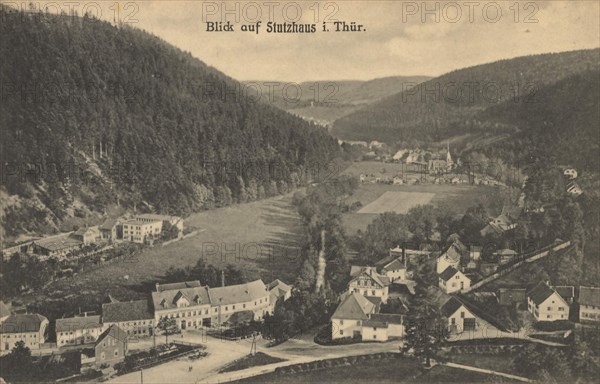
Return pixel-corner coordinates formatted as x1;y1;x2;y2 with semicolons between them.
439;266;461;282
156;281;201;292
96;325;128;346
152;285;211;310
331;292;375;321
56;315;102;332
579;286;600;307
208;280;268;306
527;282;561;305
102;299;154;323
1;314;48;334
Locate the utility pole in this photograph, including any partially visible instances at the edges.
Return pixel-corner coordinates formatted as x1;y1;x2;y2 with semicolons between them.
250;334;257;356
140;368;143;384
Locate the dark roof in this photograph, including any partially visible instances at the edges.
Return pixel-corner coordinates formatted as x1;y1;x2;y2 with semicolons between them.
439;266;460;281
100;218;120;231
96;325;128;346
156;281;201;292
553;286;574;301
331;293;375;321
382;258;405;272
56;315;102;332
1;314;48;333
579;287;600;307
527;282;559;305
102;300;153;323
152;285;211;310
225;310;255;325
369;313;403;325
0;301;11;318
440;297;466;317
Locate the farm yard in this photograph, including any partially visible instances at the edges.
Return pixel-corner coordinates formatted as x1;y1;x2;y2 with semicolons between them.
20;192;306;319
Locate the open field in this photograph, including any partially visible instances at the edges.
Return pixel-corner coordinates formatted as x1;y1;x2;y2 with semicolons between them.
343;183;504;235
358;191;436;214
22;193;305;317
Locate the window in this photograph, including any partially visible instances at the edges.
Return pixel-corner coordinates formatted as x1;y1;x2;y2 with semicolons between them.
101;352;105;360
340;330;344;336
460;312;465;318
340;320;344;325
243;304;246;309
558;307;564;311
357;321;361;326
114;350;119;356
373;328;377;331
225;306;228;311
374;334;377;339
547;307;552;311
233;305;236;310
547;315;551;319
372;290;375;295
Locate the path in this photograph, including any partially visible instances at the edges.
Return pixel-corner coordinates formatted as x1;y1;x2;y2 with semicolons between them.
443;362;532;382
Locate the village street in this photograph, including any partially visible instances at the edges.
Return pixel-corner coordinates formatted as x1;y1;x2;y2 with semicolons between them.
108;330;400;384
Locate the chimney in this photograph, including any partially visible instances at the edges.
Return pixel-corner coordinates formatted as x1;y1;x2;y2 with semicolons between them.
402;246;406;264
221;270;225;287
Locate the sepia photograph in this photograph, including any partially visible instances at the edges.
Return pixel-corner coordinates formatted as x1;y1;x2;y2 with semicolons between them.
0;0;599;383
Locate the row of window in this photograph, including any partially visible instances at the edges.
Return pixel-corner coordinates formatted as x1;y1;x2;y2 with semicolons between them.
581;312;600;319
161;299;268;319
2;333;37;339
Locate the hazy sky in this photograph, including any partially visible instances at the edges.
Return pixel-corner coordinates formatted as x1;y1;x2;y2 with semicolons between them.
8;1;600;82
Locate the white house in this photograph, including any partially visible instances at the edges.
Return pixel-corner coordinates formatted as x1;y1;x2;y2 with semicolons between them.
330;292;403;342
436;242;462;274
56;314;103;347
439;266;471;294
152;281;213;330
579;286;600;322
348;267;390;304
0;314;49;353
393;176;403;185
380;257;407;282
563;169;577;179
527;282;570;321
441;297;479;333
122;219;162;244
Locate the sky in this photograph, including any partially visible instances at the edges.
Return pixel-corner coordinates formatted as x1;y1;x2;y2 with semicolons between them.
5;1;600;82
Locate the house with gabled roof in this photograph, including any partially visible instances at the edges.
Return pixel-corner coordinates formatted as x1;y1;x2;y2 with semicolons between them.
436;242;462;274
438;266;470;294
267;279;292;305
94;325;127;368
152;282;212;330
380;257;407;282
441;297;479;333
102;299;155;337
527;282;570;321
330;292;404;342
579;286;600;322
348;267;390;304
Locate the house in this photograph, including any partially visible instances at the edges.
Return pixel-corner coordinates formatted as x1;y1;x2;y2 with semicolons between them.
331;292;403;342
32;232;84;258
438;266;471;294
494;249;518;264
121;219;162;244
101;299;155;337
71;226;101;245
94;325;128;368
152;281;213;330
208;280;272;326
0;314;49;353
393;176;403;185
563;169;577;179
379;257;407;282
469;245;482;261
527;282;570;321
436;242;462;274
267;279;293;306
347;268;390;304
441;297;479;334
135;214;184;234
579;286;600;322
99;219;121;241
428;159;447;174
56;314;102;347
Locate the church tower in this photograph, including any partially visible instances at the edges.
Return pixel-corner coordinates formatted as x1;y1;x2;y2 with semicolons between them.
446;142;454;169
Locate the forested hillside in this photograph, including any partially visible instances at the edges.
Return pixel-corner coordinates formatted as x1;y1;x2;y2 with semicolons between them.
332;49;599;169
0;7;341;239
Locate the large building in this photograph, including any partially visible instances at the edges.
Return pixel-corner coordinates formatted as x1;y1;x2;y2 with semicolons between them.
71;227;101;245
0;314;49;352
152;281;212;330
32;232;84;258
56;314;102;347
527;282;570;322
208;280;272;327
579;286;600;322
121;219;162;244
134;214;184;234
101;299;155;337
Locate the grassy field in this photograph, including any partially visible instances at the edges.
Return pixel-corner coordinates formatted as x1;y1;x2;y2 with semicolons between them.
343;183;504;235
23;193;306;315
220;352;286;373
358;191;436;214
234;356;520;384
